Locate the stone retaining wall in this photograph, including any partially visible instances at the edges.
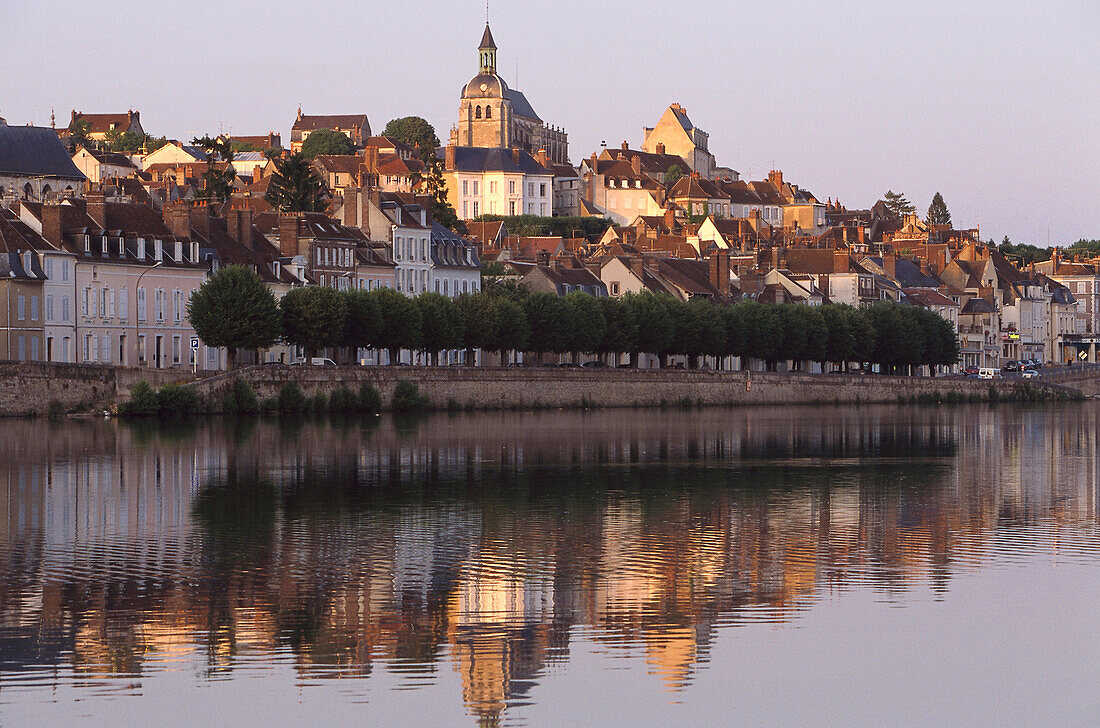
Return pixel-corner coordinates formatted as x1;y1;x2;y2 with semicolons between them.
0;362;198;416
192;365;1043;411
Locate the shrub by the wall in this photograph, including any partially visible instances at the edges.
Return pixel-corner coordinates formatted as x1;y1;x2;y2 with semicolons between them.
223;378;260;414
278;382;307;414
392;380;429;411
358;383;383;413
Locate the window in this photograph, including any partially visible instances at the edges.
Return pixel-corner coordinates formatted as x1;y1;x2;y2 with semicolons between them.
61;260;69;282
611;282;620;295
485;106;492;119
100;289;108;319
174;289;182;323
462;181;468;195
16;295;25;321
529;183;535;196
46;295;54;322
316;248;322;265
509;201;516;216
472;181;479;195
540;183;547;196
475;106;482;119
118;288;128;321
17;336;25;361
173;336;181;364
137;287;146;323
490;181;497;194
509;180;515;194
30;295;39;321
473;202;479;217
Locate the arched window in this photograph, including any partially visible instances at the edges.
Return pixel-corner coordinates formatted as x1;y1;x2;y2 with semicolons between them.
41;184;52;200
475;106;482;119
485;105;492;119
23;183;33;200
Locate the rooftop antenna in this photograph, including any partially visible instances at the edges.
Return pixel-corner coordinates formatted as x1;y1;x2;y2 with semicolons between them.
486;0;489;23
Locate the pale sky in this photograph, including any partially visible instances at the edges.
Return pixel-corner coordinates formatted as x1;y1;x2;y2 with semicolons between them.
2;0;1097;245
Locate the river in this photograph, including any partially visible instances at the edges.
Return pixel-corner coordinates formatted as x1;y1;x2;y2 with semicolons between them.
1;405;1098;726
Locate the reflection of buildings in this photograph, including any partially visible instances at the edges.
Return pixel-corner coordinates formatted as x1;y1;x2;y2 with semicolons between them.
0;407;1098;724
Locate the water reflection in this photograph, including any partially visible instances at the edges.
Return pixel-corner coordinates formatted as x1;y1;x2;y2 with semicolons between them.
0;407;1098;726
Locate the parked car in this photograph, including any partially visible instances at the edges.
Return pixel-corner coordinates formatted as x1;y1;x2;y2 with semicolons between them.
580;360;607;368
1002;360;1021;372
1021;369;1040;379
978;368;998;380
963;366;981;376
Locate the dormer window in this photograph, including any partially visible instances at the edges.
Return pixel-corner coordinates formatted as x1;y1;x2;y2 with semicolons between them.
154;239;163;262
138;238;146;260
84;234;91;253
23;251;32;273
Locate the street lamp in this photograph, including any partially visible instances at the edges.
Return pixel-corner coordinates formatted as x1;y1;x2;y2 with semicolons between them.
134;260;162;367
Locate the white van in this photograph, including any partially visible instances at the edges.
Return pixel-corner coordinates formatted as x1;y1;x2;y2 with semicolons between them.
978;368;997;380
310;357;337;367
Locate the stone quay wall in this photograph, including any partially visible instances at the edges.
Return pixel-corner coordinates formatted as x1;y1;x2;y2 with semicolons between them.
192;365;1043;411
0;362;1084;416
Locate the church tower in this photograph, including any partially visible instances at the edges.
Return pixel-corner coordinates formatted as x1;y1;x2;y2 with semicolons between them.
455;23;510;150
479;24;497;75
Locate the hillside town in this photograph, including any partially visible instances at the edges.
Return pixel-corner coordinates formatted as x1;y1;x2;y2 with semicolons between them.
1;23;1097;373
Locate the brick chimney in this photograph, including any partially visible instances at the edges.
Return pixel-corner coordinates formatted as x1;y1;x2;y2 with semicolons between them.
629;256;645;278
621;141;629;151
834;249;849;273
444;143;456;171
279;213;301;258
511;147;521;166
549;255;561;272
188;202;211;241
631;155;642;175
86;191;106;229
226;205;253;250
884;251;897;279
343;187;358;227
656;143;665;155
709;250;730;300
536;148;548;168
364;145;380;173
41;203;64;246
536;249;550;267
164;203;190;239
768;170;783;188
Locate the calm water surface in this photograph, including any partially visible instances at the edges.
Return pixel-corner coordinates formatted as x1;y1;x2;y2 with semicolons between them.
1;406;1098;727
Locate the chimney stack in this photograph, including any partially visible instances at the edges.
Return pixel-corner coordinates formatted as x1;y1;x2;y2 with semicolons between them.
631;155;642;175
834;249;849;273
884;251;897;280
536;148;548;169
536;249;550;267
621;140;629;151
343;187;358;227
656;142;665;155
445;143;456;171
41;203;64;246
768;170;783;188
165;202;190;239
511;147;521;166
278;213;301;258
86;191;106;229
709;250;730;300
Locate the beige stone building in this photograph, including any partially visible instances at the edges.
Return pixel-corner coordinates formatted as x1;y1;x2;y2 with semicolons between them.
641;104;716;179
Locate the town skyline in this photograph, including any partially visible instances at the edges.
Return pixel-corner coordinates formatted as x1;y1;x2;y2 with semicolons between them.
2;0;1096;246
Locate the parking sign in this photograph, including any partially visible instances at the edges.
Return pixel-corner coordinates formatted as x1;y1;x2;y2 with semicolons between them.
190;337;200;350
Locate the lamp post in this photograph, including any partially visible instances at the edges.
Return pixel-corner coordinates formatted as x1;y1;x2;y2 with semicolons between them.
134;260;162;367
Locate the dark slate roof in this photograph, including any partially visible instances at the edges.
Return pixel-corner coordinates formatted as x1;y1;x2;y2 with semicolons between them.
450;147;551;175
431;222;481;270
960;298;997;315
0;126;85;180
893;258;943;288
504;88;541;122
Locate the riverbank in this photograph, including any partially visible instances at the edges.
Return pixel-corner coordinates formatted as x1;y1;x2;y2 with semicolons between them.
1;361;1086;417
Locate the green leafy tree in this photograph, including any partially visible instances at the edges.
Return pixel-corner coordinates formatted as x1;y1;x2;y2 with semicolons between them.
775;305;810;367
596;296;637;365
493;297;530;365
720;304;746;369
383;117;441;163
68;118;92;150
740;302;785;370
865;302;923;374
264;152;329;212
299;129;355;159
186;265;282;370
368;287;422;364
662;164;683;187
416;292;464;365
191;135;237;206
795;306;828;367
522;292;575;363
421;157;461;230
846;307;877;367
926;191;952;227
564;292;607;362
472;214;613;240
229;140;261;153
1067;239;1100;256
103;127;122;150
456;292;500;365
341;289;383;360
997;237;1051;265
820;304;856;370
622;293;674;368
280;286;347;360
882;190;915;217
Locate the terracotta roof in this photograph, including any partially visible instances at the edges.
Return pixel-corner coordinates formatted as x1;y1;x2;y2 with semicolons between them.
313;155;365;175
902;288;959;308
71;112;138;135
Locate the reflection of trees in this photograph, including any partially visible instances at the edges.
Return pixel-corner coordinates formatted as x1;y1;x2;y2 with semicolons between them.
0;405;1097;725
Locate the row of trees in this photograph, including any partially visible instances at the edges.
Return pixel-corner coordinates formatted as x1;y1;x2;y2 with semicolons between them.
188;266;960;373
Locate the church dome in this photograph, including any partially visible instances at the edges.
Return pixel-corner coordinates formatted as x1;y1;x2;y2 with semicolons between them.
461;73;508;100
